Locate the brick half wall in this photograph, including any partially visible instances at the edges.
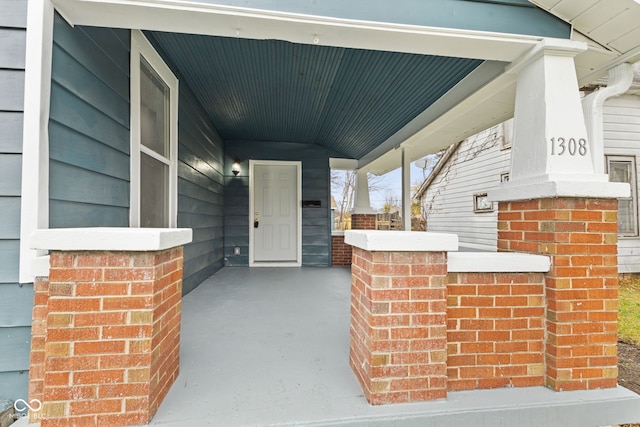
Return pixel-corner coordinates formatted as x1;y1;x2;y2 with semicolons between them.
447;272;545;391
331;234;352;266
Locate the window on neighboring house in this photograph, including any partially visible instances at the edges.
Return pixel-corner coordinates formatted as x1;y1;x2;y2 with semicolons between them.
130;31;178;227
473;193;493;213
607;156;638;237
500;118;513;150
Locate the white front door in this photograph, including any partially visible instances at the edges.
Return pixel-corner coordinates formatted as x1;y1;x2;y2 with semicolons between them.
250;161;301;266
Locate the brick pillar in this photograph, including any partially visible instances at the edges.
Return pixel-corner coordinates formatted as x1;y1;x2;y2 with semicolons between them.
348;231;453;404
331;234;352;266
37;248;183;427
351;214;376;230
28;276;49;422
498;198;619;391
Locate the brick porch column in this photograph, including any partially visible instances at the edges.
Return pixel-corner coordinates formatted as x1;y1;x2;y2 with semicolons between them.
29;228;192;427
351;214;377;230
497;198;619;391
345;230;458;404
487;39;630;392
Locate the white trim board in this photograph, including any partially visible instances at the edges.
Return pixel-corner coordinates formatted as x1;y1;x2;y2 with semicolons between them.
248;160;302;267
19;0;55;284
51;0;545;62
130;30;179;228
31;227;193;251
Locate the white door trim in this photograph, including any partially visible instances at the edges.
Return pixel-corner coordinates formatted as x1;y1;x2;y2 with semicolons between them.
249;160;302;267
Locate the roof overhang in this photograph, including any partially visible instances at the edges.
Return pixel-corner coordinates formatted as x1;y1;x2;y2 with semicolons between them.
50;0;597;174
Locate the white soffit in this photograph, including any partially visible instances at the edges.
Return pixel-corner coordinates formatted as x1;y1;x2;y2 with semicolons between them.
530;0;640;79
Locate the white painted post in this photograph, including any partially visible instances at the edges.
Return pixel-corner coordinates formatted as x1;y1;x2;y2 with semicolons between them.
401;148;412;231
353;169;377;214
490;40;628;202
19;0;54;283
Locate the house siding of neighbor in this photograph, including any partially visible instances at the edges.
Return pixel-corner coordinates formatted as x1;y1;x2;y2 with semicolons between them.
420;94;640;272
421;123;511;251
0;0;30;400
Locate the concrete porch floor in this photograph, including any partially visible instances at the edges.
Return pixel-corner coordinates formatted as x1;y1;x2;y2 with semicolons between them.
145;267;640;427
15;266;639;427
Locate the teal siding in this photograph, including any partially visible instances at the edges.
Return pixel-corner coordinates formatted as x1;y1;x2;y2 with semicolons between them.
195;0;570;38
49;14;130;228
0;0;28;401
49;20;225;293
176;84;225;294
224;141;330;267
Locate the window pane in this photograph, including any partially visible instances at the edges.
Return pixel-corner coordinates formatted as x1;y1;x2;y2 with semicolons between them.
140;58;169;157
608;159;637;236
619;199;635;235
140;152;168;228
609;161;631;184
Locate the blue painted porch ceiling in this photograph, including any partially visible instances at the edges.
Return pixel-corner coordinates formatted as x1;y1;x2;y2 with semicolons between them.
150;32;484;159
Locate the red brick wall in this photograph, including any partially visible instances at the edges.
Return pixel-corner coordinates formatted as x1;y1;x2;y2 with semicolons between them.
350;247;448;404
28;276;49;422
331;235;352;266
34;248;183;427
498;198;619;391
351;214;376;230
447;272;545;391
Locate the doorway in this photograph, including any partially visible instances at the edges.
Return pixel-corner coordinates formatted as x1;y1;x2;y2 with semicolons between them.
249;160;302;266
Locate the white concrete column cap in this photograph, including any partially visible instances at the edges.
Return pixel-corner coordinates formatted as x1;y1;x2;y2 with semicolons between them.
31;227;193;251
345;230;458;252
448;252;550;273
489;180;629;202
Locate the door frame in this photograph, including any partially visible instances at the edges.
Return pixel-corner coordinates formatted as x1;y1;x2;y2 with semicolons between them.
248;160;302;267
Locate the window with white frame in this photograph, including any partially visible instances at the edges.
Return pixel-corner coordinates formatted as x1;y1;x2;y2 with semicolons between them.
473;193;493;213
607;156;638;237
130;31;178;228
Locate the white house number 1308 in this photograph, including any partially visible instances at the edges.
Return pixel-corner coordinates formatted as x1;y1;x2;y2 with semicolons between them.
550;137;588;156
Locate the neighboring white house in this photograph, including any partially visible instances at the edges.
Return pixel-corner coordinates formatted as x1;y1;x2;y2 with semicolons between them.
415;68;640;273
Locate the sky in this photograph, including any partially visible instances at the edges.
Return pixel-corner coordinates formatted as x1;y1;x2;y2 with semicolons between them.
368;163;427;209
331;157;438;211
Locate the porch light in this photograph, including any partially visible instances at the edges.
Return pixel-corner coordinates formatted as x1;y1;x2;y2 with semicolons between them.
232;159;241;176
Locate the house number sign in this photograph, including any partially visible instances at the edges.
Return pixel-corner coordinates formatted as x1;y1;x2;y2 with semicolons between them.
550;137;588;156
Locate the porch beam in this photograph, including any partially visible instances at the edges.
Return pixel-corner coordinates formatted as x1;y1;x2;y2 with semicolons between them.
51;0;544;61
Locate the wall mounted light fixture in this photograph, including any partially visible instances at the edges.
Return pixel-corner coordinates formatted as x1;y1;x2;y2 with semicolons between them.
232;159;241;176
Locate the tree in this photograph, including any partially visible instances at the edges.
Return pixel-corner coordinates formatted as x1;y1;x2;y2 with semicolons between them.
331;170;384;230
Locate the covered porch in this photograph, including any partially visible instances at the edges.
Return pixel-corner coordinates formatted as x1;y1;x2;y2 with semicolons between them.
14;0;640;425
146;267;637;427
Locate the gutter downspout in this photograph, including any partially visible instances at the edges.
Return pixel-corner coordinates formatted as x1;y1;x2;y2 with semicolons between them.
582;63;634;174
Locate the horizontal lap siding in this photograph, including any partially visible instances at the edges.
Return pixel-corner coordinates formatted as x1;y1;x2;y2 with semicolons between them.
423;125;509;251
603;95;640;273
0;0;28;400
50;21;227;294
49;14;130;228
224;141;330;266
175;83;225;294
